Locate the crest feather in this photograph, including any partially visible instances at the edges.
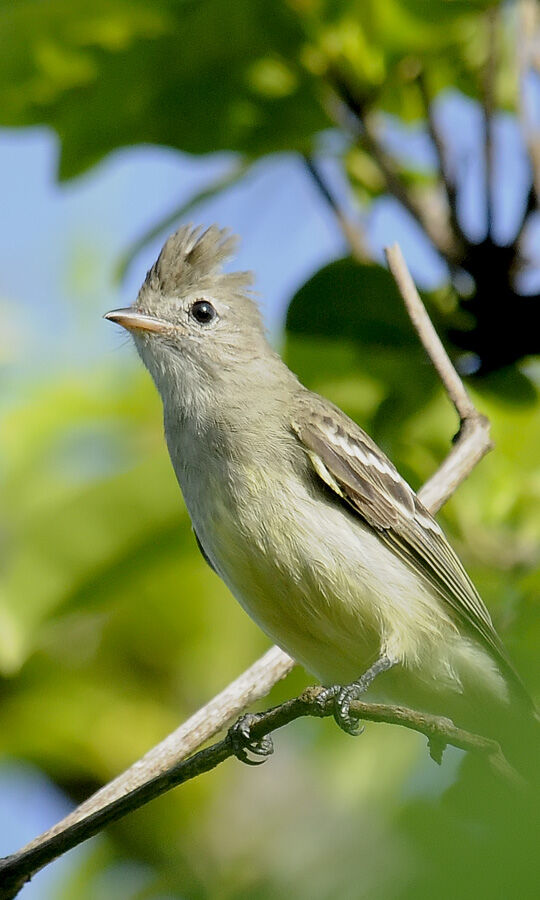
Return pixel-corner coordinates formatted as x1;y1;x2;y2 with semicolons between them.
146;224;253;298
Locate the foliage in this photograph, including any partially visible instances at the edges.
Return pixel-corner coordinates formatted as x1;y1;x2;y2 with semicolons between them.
0;0;539;898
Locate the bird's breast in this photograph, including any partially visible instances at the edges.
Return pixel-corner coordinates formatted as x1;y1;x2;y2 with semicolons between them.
176;453;385;681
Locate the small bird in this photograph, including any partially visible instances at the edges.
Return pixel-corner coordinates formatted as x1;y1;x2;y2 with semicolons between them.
105;225;536;757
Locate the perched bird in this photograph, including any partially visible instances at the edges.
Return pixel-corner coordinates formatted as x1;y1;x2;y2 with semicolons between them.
105;225;536;759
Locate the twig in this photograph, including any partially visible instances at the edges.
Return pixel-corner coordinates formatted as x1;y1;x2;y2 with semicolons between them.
0;687;520;899
482;6;498;236
325;70;463;264
385;243;493;512
303;155;369;261
517;0;540;204
386;245;476;420
416;71;467;253
362;116;461;264
0;646;294;897
0;244;495;896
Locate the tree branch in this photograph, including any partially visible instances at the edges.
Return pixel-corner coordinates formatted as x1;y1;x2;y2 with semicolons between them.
303;155;369;261
0;244;495;896
416;70;467;253
482;5;498;236
384;243;493;512
517;0;540;205
0;686;520;899
325;70;463;265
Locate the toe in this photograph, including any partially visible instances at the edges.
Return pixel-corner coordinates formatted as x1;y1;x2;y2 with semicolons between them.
334;687;364;737
315;685;339;713
228;714;274;765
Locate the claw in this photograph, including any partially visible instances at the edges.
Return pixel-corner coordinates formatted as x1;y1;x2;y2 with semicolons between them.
335;686;365;736
313;684;338;714
321;655;396;737
228;713;274;766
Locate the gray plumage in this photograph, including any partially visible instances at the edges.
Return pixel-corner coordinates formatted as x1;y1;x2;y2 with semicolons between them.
106;224;536;748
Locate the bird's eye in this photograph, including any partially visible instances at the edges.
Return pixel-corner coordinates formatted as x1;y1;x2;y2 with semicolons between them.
190;300;216;325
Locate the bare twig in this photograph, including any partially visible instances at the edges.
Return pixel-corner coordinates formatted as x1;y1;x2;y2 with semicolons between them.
7;647;292;843
416;71;467;253
303;156;369;261
325;70;463;264
482;6;498;236
0;686;520;899
0;243;495;896
364;118;464;264
517;0;540;203
362;116;462;264
385;243;493;512
386;245;476;420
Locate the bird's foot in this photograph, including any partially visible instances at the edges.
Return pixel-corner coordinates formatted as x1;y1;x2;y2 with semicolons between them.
228;713;274;766
334;683;368;736
312;682;365;735
319;655;396;737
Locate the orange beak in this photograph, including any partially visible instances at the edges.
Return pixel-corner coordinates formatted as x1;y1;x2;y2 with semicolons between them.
104;308;172;334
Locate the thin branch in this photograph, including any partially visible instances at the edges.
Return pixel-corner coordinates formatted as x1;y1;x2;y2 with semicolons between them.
362;116;462;264
512;181;537;253
303;155;369;261
416;70;467;252
325;70;463;265
385;243;493;512
0;243;495;896
0;687;520;899
482;6;498;237
385;245;476;420
517;0;540;205
0;647;294;897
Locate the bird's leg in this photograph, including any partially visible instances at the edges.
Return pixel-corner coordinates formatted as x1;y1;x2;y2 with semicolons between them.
317;655;396;736
228;713;275;766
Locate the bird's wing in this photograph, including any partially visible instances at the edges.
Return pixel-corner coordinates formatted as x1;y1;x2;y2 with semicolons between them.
291;394;529;700
193;527;218;575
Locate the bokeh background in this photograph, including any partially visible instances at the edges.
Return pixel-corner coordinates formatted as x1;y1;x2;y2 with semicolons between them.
1;1;539;898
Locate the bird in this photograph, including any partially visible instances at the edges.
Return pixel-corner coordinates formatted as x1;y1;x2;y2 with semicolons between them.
105;224;536;764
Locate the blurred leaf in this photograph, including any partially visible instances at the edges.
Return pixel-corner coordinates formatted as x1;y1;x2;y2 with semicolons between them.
0;0;327;178
473;365;539;407
287;257;418;346
285;257;441;446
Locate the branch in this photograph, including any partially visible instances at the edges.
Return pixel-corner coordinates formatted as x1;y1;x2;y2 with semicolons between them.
416;70;467;253
325;70;463;265
0;244;495;896
517;0;540;205
482;5;498;236
303;155;369;262
0;687;520;899
362;116;462;264
0;646;294;898
384;243;493;512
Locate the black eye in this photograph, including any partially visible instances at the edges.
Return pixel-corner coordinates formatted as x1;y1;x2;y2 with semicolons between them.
190;300;216;325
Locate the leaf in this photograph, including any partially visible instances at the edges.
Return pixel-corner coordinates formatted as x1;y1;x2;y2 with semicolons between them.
286;256;425;347
0;0;327;178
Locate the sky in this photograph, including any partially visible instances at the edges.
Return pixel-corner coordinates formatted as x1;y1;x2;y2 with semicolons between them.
0;87;538;897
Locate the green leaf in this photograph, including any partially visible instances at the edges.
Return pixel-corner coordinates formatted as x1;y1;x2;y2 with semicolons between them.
287;257;424;347
0;0;327;178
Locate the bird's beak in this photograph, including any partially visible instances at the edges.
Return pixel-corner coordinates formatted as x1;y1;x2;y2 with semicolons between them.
104;308;172;334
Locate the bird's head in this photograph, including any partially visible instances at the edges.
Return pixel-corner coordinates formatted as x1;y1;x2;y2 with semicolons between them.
105;225;281;416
